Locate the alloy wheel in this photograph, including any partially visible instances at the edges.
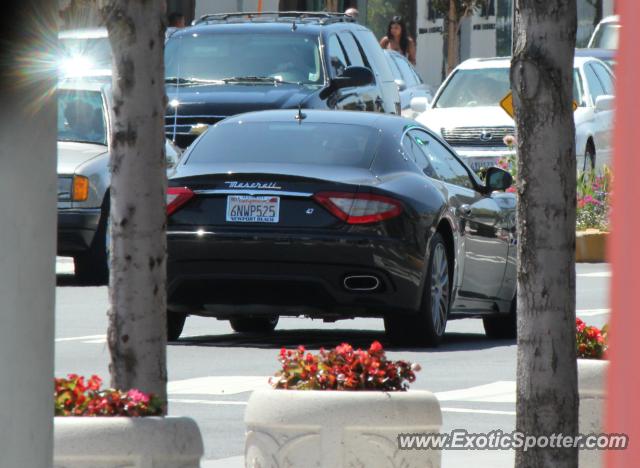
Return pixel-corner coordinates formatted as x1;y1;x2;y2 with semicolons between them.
430;243;450;336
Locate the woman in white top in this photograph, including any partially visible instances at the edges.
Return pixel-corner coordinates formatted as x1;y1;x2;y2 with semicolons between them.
379;16;416;65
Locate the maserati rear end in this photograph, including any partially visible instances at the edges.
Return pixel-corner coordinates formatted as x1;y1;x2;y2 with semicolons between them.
166;110;426;339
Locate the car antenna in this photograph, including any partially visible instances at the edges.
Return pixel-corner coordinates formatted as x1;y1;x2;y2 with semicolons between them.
292;19;297;31
295;104;306;124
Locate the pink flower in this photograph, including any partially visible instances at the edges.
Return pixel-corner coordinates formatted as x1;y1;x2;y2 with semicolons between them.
127;388;150;404
503;134;517;147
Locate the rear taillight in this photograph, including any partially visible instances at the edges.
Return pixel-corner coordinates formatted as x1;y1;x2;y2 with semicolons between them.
167;187;194;216
313;192;403;224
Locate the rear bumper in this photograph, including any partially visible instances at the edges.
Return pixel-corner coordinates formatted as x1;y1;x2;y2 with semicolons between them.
57;208;101;255
167;231;424;318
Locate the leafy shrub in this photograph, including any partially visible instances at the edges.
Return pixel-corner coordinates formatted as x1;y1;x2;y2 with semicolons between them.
576;318;608;359
577;167;612;231
55;374;164;416
270;341;420;391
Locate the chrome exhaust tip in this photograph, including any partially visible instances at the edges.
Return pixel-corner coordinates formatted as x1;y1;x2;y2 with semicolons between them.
343;275;381;291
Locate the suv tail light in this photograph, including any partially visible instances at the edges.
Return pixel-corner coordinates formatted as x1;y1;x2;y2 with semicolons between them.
167;187;194;216
313;192;403;224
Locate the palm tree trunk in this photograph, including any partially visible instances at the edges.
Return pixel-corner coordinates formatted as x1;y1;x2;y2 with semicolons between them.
100;0;168;406
512;1;578;466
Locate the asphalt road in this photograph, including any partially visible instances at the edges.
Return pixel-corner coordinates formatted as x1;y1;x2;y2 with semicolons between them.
55;258;610;467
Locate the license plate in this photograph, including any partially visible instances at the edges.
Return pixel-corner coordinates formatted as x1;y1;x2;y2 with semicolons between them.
468;158;499;170
226;195;280;223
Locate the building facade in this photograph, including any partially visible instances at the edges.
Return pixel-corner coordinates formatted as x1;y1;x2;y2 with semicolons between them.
415;0;616;88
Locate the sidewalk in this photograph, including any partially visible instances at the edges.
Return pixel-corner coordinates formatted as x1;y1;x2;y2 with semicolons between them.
202;456;243;468
200;450;516;467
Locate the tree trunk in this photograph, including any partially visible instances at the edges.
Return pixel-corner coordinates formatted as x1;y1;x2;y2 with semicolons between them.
325;0;339;12
446;0;459;76
100;0;168;406
511;1;578;467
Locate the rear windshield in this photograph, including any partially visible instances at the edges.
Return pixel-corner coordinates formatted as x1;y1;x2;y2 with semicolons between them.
165;32;324;85
188;121;380;168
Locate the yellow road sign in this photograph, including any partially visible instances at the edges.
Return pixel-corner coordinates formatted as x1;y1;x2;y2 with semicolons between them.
500;92;514;119
500;91;578;119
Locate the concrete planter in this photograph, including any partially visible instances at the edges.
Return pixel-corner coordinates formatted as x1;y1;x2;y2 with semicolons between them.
245;389;442;468
578;358;608;468
54;416;203;468
576;229;608;262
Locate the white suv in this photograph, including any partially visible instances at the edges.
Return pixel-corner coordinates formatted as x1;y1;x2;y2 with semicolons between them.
588;15;620;50
414;57;615;172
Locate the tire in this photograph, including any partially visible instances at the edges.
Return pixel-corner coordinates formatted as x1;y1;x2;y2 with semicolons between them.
229;317;278;334
74;204;109;286
384;233;451;347
483;297;517;339
583;143;596;172
167;312;187;341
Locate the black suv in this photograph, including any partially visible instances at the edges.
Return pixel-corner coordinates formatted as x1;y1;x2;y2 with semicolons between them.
164;12;400;148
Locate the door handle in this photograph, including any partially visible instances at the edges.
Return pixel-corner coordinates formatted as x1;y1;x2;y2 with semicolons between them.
458;204;472;217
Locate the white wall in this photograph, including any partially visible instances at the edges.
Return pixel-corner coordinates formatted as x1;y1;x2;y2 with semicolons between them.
416;3;497;90
0;3;57;467
468;15;497;59
415;1;444;89
602;0;615;17
195;0;279;18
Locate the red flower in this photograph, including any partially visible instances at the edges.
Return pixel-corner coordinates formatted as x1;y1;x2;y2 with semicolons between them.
576;318;608;359
54;374;163;417
270;342;421;391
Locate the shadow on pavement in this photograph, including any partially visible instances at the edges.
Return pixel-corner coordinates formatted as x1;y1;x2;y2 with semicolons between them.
56;273;108;287
171;328;514;352
57;273;81;287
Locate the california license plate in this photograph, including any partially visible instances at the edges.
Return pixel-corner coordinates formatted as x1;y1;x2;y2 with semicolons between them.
468;158;499;171
226;195;280;223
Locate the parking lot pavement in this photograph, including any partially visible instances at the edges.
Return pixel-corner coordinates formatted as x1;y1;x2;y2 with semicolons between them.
55;258;610;466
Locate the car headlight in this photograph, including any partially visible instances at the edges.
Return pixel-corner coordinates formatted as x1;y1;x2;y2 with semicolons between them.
57;176;72;201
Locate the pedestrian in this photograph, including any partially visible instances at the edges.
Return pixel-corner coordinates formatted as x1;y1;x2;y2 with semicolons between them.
168;12;186;28
166;12;186;39
379;16;416;65
344;7;359;21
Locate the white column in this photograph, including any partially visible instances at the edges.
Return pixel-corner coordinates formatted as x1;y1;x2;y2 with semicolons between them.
0;2;57;466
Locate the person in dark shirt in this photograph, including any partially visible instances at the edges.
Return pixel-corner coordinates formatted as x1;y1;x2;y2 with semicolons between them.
168;12;185;28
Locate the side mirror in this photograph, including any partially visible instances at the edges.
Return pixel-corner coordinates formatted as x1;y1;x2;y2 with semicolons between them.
410;96;429;114
332;66;375;90
485;167;513;192
394;78;407;91
595;94;615;112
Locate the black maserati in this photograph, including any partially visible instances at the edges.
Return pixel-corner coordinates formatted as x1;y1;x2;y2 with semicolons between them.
166;110;517;346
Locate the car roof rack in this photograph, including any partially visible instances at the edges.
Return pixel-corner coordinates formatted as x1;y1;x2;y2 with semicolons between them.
193;11;355;26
